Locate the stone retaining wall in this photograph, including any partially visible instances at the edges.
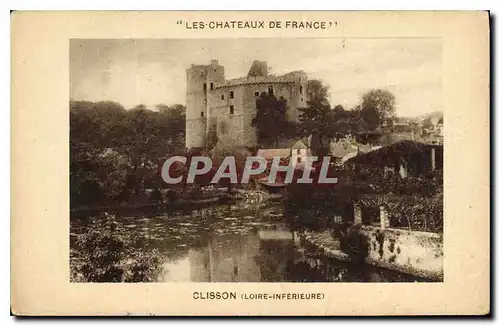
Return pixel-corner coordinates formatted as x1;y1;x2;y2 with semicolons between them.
303;226;443;281
359;226;443;280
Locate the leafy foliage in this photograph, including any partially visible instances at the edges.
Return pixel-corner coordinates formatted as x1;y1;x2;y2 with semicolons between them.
70;146;130;206
284;182;355;231
251;93;294;147
71;213;164;282
360;89;396;128
297;81;388;154
348;165;442;198
70;100;186;208
358;191;443;233
360;106;380;131
286;162;443;233
297;80;332;153
339;226;369;262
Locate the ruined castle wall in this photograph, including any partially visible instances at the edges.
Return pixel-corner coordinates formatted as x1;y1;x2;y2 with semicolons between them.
186;66;207;148
185;61;225;148
208;80;308;148
187;63;309;149
209;85;249;148
185;118;207;150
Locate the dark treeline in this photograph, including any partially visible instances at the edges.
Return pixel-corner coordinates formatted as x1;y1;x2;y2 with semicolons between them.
70;100;186;209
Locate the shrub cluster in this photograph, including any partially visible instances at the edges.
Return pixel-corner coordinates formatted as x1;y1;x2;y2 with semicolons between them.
70;214;164;282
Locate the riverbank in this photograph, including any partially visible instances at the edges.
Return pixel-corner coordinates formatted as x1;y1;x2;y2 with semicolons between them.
70;189;283;218
302;226;443;281
70;195;233;218
302;230;351;261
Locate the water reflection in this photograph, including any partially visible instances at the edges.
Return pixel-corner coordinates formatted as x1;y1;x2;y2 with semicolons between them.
188;233;261;282
159;229;423;282
71;204;426;283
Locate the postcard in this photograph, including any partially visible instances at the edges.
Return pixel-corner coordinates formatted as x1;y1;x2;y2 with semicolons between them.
11;11;490;316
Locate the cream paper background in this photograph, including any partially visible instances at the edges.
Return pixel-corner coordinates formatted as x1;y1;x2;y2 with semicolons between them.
11;11;490;316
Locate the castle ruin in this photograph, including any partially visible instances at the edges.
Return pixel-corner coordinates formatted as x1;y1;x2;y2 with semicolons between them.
185;60;310;149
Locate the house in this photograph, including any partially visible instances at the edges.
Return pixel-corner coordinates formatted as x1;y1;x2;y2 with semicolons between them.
249;139;314;193
290;139;312;167
328;134;372;166
256;148;291;163
256;139;312;168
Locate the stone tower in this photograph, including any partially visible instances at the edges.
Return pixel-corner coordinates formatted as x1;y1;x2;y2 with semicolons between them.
185;60;308;150
185;60;225;149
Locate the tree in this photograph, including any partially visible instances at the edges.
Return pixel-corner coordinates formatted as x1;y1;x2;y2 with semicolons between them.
70;146;130;207
333;104;345;114
307;79;330;102
331;105;362;138
71;214;164;282
296;80;333;155
113;106;185;197
251;93;290;148
298;81;364;155
360;106;380;131
298;105;333;156
70;100;186;208
360;89;396;128
70;100;128;149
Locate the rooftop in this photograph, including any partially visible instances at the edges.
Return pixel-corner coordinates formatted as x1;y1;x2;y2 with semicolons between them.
256;148;291;160
346;140;443;166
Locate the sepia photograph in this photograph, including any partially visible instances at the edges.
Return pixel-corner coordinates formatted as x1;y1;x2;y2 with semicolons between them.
11;10;490;316
69;38;443;283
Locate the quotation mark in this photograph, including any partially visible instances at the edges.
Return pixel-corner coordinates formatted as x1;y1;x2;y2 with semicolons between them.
177;20;183;25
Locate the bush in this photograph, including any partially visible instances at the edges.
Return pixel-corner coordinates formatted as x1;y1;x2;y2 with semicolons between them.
387;191;443;233
149;188;164;204
70;147;130;207
339;227;369;262
285;163;443;233
358;191;443;233
284;184;354;231
165;189;179;203
349;165;441;198
70;213;163;282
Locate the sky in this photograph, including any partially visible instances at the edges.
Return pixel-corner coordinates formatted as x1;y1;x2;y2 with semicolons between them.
70;38;441;117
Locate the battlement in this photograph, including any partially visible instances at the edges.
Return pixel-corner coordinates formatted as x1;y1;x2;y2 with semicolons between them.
190;64;208;69
215;71;307;89
189;59;222;70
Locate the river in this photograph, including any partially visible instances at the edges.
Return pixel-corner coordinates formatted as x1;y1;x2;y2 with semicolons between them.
70;202;428;282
